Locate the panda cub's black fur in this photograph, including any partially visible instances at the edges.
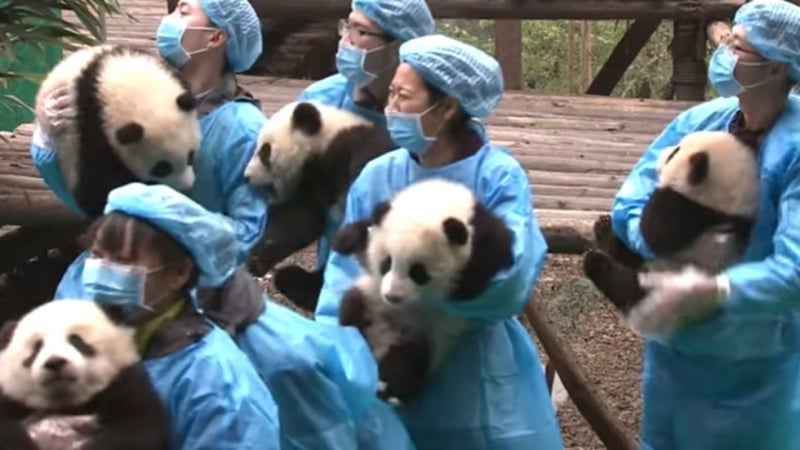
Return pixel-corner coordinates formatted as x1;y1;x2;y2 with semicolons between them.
331;178;515;403
35;44;201;216
243;101;396;310
582;131;759;315
0;300;169;450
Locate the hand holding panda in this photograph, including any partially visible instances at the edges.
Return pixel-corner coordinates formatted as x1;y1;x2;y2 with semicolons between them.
582;131;759;331
0;300;170;450
330;178;515;404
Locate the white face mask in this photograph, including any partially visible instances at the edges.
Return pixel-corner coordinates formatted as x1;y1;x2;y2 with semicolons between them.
156;15;216;68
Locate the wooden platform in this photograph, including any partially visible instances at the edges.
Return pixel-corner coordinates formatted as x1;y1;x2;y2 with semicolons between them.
0;0;699;231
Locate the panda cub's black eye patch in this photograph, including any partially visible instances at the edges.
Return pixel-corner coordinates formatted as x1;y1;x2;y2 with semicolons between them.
68;333;96;357
409;263;430;285
380;257;391;275
150;160;173;178
23;339;43;368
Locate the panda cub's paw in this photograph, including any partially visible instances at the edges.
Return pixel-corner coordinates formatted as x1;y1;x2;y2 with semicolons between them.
582;249;614;281
592;214;614;247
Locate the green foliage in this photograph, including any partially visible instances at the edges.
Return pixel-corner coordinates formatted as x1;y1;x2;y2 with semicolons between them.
0;0;131;119
439;19;712;99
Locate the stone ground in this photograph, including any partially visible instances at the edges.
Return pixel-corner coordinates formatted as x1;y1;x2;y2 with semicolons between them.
260;247;645;450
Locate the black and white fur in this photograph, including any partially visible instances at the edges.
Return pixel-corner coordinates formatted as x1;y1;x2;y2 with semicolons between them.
0;300;169;450
583;131;759;315
35;44;200;216
332;178;515;404
243;101;396;309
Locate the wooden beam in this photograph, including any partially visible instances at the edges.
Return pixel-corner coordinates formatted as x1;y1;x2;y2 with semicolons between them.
249;0;745;20
671;20;708;101
586;19;661;96
524;300;638;450
494;20;523;90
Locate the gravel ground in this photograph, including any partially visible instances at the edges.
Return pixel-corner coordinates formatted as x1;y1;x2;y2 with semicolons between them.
261;248;645;450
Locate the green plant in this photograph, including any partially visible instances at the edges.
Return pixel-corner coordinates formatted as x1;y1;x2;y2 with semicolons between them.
0;0;131;117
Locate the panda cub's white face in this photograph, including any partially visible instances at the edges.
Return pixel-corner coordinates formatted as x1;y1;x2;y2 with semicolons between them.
243;101;370;204
366;179;477;305
0;300;138;411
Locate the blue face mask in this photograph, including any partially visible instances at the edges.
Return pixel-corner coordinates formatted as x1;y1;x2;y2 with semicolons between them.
708;44;776;97
336;42;378;88
385;104;442;157
82;257;157;316
156;15;213;68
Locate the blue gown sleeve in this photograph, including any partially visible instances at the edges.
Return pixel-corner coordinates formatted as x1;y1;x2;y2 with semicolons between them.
169;331;281;450
610;111;697;260
315;185;369;323
723;152;800;314
211;103;269;264
29;125;86;216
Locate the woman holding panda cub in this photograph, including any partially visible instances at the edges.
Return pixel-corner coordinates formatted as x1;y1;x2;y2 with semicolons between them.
611;0;800;448
31;0;269;299
72;182;281;449
316;34;565;450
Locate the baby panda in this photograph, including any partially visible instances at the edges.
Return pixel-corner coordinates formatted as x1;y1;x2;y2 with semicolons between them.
583;131;759;315
35;44;200;216
242;100;396;308
331;178;515;404
0;300;169;450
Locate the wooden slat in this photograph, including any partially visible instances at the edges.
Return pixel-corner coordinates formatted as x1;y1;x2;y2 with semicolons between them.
250;0;745;20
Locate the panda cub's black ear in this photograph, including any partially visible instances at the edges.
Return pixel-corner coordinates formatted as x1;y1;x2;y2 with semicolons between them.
97;304;136;328
291;102;323;136
370;201;391;225
687;151;710;186
442;218;469;246
176;92;196;112
116;122;145;144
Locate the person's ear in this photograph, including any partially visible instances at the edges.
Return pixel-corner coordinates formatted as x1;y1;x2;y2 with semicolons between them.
166;260;193;291
208;28;226;50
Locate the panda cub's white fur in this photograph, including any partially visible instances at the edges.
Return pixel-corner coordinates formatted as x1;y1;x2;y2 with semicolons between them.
656;130;759;219
334;178;515;404
35;44;201;216
0;300;169;450
244;100;371;205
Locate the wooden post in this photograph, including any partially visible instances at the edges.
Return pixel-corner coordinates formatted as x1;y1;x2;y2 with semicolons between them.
494;20;523;90
525;300;638;450
670;20;708;101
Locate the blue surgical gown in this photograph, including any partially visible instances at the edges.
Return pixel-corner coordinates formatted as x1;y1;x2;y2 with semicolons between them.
611;94;800;449
145;323;281;450
297;74;387;268
316;144;565;450
34;99;269;299
237;297;416;450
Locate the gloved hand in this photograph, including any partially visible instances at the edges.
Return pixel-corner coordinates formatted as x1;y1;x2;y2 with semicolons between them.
37;86;77;139
629;265;730;338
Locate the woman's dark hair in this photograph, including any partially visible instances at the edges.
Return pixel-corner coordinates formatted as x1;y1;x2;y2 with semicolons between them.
80;212;198;287
424;80;470;138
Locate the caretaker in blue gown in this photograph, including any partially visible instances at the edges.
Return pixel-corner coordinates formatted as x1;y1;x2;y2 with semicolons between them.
77;182;280;450
610;1;800;448
297;0;435;269
30;0;268;299
316;34;565;450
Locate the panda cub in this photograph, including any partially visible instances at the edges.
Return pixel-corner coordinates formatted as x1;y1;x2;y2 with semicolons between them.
583;131;759;315
242;101;396;308
35;44;201;216
332;178;515;404
0;300;169;450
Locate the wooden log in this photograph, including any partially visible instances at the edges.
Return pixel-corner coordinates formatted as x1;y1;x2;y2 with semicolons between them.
524;300;638;450
586;19;661;96
250;0;745;20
